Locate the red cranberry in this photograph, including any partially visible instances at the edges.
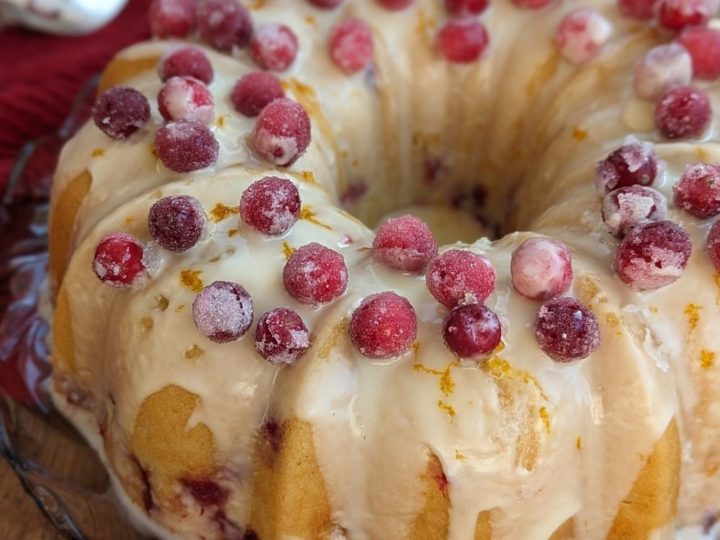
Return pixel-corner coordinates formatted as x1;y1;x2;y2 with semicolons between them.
426;249;496;308
149;0;195;39
148;195;205;252
250;24;299;72
328;18;374;75
512;0;553;8
595;139;659;192
678;26;720;81
511;238;573;301
283;243;348;305
376;0;415;9
707;220;720;270
445;0;489;15
535;297;600;362
231;71;284;117
373;215;437;273
673;163;720;219
614;220;692;290
603;186;667;237
155;120;219;173
308;0;343;7
180;479;228;507
437;19;489;64
655;86;712;140
634;43;692;101
197;0;253;52
93;87;150;140
158;76;214;124
93;232;146;288
253;98;311;167
192;281;253;343
255;307;310;365
657;0;714;32
240;177;301;235
555;8;613;64
443;304;501;359
349;292;417;359
618;0;659;19
158;47;214;84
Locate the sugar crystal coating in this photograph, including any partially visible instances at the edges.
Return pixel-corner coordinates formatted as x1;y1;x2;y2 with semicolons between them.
634;43;692;101
555;8;612;64
231;71;284;117
511;237;573;301
349;292;417;359
602;185;667;237
673;163;720;219
443;303;502;359
426;249;496;308
535;297;600;362
677;26;720;81
93;87;150;140
655;86;711;140
445;0;489;15
255;307;310;365
707;220;720;271
240;177;301;236
93;232;146;288
595;139;659;192
437;19;489;64
197;0;253;52
155;120;219;173
192;281;253;343
328;18;374;75
253;98;311;167
657;0;713;31
149;0;196;39
148;195;206;252
283;243;348;304
373;215;438;273
250;24;299;72
158;47;214;84
158;76;214;125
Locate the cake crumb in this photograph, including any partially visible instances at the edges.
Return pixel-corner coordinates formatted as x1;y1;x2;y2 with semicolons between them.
210;203;238;223
180;270;204;292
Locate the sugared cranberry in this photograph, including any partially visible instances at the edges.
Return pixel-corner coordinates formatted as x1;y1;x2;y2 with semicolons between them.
148;195;205;252
707;220;720;270
93;232;146;287
197;0;253;52
555;8;612;64
443;303;501;359
253;98;311;167
535;297;600;362
192;281;253;343
595;139;659;192
426;249;496;308
437;19;489;64
673;163;720;219
445;0;489;15
373;215;437;273
511;238;573;301
618;0;659;19
657;0;714;32
240;177;301;235
93;87;150;140
231;71;284;117
155;120;219;172
308;0;343;7
512;0;553;8
614;220;692;290
328;18;374;75
603;186;667;237
349;292;417;359
677;26;720;81
158;76;214;124
634;44;693;101
283;243;348;304
149;0;196;39
158;47;214;84
376;0;415;9
655;86;711;140
250;24;299;72
255;307;310;365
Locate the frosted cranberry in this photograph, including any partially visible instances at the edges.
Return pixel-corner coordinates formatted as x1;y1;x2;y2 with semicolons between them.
657;0;713;31
148;195;205;252
614;220;692;290
308;0;343;7
283;243;348;304
603;186;667;237
445;0;489;15
93;232;146;288
618;0;659;19
158;76;214;124
437;19;489;64
250;24;299;72
595;139;659;192
673;163;720;219
511;238;573;301
349;292;417;359
328;18;374;75
231;71;284;117
377;0;415;9
443;304;501;359
149;0;195;39
535;297;600;362
555;9;612;64
158;47;213;84
655;86;711;140
197;0;253;52
426;249;496;308
255;307;310;365
93;87;150;140
678;26;720;80
192;281;253;343
707;220;720;270
513;0;553;8
240;177;301;235
373;215;437;273
155;120;219;172
253;98;311;167
634;43;692;101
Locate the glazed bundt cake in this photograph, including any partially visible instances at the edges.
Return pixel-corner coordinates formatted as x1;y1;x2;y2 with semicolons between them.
49;0;720;538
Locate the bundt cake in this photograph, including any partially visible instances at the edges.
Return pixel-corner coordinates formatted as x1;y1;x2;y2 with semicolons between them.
48;0;720;538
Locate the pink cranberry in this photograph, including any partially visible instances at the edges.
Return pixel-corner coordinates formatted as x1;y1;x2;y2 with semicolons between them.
535;297;600;362
197;0;253;52
445;0;489;15
249;24;299;72
555;8;612;64
240;177;301;235
93;87;150;140
602;186;668;237
253;98;311;167
349;292;417;359
328;18;374;75
149;0;196;39
283;243;348;305
231;71;284;117
614;220;692;290
655;86;712;140
158;47;214;84
376;0;415;9
512;0;553;8
633;43;693;101
255;307;310;365
678;26;720;81
158;76;214;124
673;163;720;219
595;139;659;192
148;195;205;252
373;215;437;273
707;220;720;270
657;0;714;32
93;232;146;288
437;19;489;64
155;120;219;173
192;281;253;343
426;249;496;308
511;238;573;301
618;0;659;19
308;0;343;7
443;303;501;359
